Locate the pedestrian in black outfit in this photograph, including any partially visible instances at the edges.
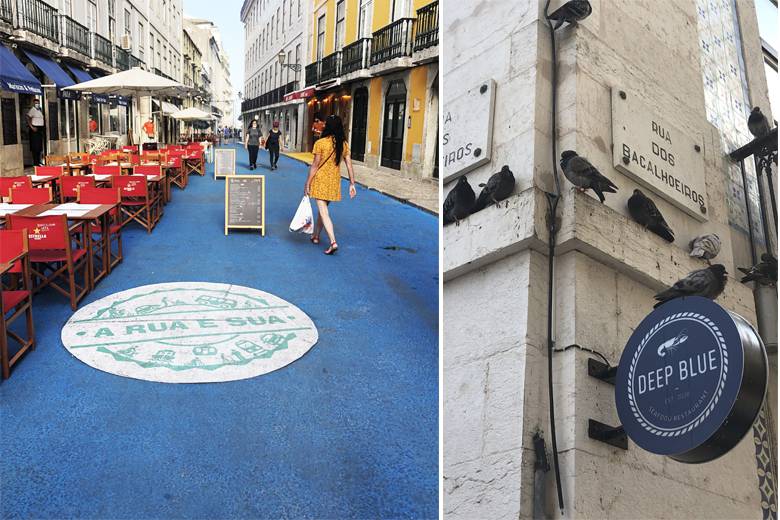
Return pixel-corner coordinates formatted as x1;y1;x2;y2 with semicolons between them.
266;120;282;170
245;119;261;170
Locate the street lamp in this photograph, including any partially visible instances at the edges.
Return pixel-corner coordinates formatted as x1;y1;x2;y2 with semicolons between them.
278;51;301;72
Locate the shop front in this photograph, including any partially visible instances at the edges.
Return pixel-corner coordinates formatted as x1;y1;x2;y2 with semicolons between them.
305;87;351;151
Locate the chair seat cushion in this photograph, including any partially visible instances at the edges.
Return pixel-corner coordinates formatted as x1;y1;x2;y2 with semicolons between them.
3;290;30;312
30;248;87;263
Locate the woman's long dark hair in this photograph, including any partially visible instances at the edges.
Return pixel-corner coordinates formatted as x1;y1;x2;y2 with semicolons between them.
321;115;346;165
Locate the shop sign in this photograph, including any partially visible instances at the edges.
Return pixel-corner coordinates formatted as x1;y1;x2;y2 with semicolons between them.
61;282;318;383
442;79;495;183
612;88;708;221
615;296;767;463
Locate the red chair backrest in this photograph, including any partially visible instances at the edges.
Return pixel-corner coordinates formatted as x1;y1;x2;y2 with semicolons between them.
10;186;53;204
7;214;68;250
0;176;32;197
168;157;182;168
133;165;162;176
34;166;65;178
0;229;28;264
129;154;141;165
61;176;96;199
167;149;186;158
93;165;122;176
78;186;122;205
112;175;148;197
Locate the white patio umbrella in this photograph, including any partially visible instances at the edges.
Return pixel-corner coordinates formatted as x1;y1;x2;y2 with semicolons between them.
63;67;191;150
171;107;216;121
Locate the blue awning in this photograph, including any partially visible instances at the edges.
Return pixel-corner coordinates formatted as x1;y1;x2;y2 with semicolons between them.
22;49;79;99
0;43;42;94
65;63;94;84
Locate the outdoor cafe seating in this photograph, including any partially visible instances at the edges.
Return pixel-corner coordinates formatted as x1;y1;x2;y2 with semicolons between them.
0;229;36;380
112;175;160;233
9;187;53;204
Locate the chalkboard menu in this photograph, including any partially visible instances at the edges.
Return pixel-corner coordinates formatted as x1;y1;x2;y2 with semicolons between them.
214;148;235;178
225;175;265;236
2;98;18;145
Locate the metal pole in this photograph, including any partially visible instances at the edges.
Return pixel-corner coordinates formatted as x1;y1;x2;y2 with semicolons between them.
752;155;774;255
740;160;759;265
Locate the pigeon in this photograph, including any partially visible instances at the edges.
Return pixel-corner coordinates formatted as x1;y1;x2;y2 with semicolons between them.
689;233;721;261
748;107;771;138
472;165;516;213
559;150;618;203
443;176;475;226
738;253;777;286
627;189;675;242
548;0;592;29
654;264;728;308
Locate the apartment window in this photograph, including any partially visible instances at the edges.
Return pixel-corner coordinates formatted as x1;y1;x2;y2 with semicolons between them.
289;0;293;24
295;44;301;82
282;2;286;32
138;22;144;59
124;9;131;37
109;17;116;42
108;0;115;18
157;38;161;69
391;0;410;21
149;33;154;63
297;0;301;17
335;1;346;50
87;1;97;32
317;14;325;61
62;0;72;17
358;0;373;38
287;50;292;84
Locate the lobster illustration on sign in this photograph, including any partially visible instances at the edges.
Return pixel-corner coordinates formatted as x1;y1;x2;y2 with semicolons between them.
657;329;689;357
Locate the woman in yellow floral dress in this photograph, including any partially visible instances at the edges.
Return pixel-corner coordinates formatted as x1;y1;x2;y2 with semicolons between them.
304;115;357;255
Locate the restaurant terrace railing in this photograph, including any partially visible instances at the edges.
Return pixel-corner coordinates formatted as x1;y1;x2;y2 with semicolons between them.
0;0;13;23
115;46;129;70
320;50;341;82
17;0;59;42
414;1;438;52
93;32;112;65
61;15;90;56
341;38;371;74
370;18;414;66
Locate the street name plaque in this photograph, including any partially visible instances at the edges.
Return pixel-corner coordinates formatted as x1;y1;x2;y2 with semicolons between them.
61;282;319;383
615;297;767;463
612;88;708;221
442;79;495;184
225;175;265;236
214;148;236;178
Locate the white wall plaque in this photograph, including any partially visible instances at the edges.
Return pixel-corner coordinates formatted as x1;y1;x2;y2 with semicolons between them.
612;88;708;221
442;79;496;184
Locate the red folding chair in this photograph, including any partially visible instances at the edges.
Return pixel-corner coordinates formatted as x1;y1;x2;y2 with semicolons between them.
93;165;122;176
0;177;32;200
184;145;204;176
6;214;89;310
128;154;141;165
165;155;187;189
111;175;159;233
10;186;53;204
61;176;96;202
78;186;123;270
0;229;35;379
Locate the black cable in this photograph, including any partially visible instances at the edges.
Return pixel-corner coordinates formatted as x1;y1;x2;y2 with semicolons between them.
553;344;612;368
543;0;564;514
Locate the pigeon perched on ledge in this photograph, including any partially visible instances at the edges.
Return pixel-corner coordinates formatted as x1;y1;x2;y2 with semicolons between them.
748;107;771;138
443;176;475;226
559;150;618;203
472;165;515;213
628;189;675;242
738;253;777;287
548;0;592;29
654;264;728;308
689;233;721;261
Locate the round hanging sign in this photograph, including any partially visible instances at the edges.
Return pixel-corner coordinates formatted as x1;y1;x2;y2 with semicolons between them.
61;282;319;383
615;296;767;463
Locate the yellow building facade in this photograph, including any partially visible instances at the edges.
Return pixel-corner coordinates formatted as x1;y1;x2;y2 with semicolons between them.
304;0;438;180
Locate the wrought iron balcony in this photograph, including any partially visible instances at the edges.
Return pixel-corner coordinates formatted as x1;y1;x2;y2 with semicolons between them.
241;81;297;113
320;51;341;82
115;46;129;70
342;38;371;74
16;0;59;42
0;0;13;23
61;16;90;56
414;1;438;52
129;54;144;69
305;62;319;87
93;32;113;66
370;18;414;66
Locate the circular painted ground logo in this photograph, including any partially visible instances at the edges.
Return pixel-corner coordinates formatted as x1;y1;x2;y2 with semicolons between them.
61;282;318;383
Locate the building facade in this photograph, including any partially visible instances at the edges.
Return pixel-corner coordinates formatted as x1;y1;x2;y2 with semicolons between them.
239;0;309;152
183;17;234;130
443;0;777;519
303;0;438;179
0;0;185;176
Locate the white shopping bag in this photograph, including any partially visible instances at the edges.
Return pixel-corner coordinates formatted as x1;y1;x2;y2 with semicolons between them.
289;196;314;234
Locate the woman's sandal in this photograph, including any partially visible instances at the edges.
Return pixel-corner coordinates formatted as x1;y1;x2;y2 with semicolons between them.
324;242;339;255
310;235;320;245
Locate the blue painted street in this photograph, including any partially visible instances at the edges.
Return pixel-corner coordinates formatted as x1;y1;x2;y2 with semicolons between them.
0;144;438;519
